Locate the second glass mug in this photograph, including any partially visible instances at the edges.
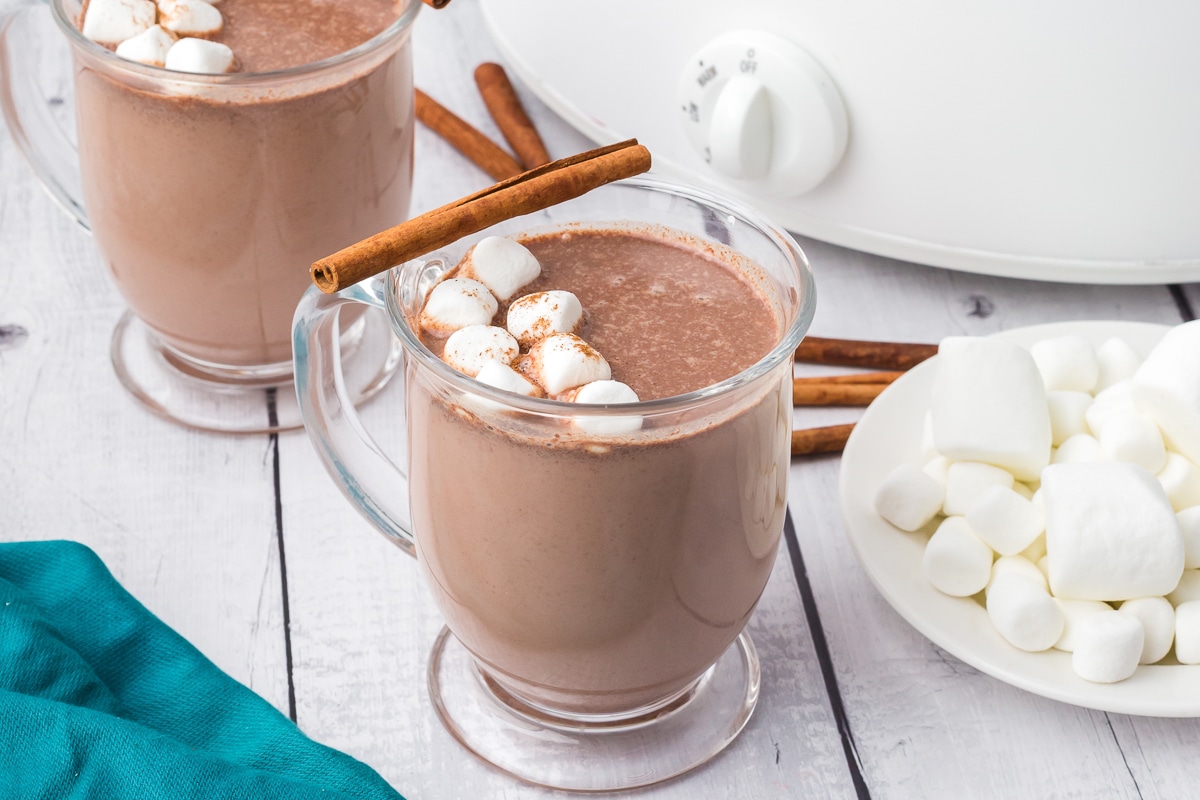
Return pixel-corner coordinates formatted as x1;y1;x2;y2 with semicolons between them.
0;0;420;432
293;177;817;792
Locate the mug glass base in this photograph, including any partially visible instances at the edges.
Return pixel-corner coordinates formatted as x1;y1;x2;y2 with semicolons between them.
110;307;401;434
427;626;760;792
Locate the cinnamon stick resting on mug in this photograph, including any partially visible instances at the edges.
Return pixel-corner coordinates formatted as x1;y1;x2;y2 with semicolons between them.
795;336;937;371
474;63;552;170
311;140;652;293
414;88;523;182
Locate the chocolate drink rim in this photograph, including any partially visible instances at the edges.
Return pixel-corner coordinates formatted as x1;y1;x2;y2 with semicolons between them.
385;176;818;418
54;0;421;83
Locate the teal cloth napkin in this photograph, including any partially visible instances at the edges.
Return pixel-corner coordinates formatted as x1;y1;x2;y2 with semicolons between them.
0;540;403;799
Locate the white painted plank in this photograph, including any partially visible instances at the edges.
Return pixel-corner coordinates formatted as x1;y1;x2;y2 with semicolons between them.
0;12;288;712
788;244;1191;799
278;4;854;797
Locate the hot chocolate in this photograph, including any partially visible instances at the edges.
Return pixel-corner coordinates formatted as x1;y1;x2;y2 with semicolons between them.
408;228;790;715
74;0;412;367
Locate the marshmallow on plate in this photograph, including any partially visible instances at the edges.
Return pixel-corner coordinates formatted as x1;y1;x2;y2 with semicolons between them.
1157;453;1200;512
1179;507;1200;569
506;290;584;347
986;573;1064;652
1085;381;1137;439
1047;391;1093;446
442;325;519;378
1174;601;1200;664
522;333;611;396
563;380;642;435
1052;433;1104;464
1167;570;1200;607
419;277;498;336
114;23;174;66
474;359;542;397
1098;412;1167;474
931;337;1051;480
1052;598;1111;652
986;555;1047;596
874;464;945;532
1071;611;1145;683
922;455;951;487
165;37;234;73
1132;319;1200;464
159;0;223;37
942;461;1014;516
1042;462;1184;601
1095;337;1142;392
81;0;156;46
965;485;1044;556
923;517;993;597
1031;335;1099;393
461;236;541;301
1020;533;1047;563
1119;597;1175;664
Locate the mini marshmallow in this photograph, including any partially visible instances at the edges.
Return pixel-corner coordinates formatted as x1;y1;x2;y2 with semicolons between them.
461;237;541;301
565;380;642;435
986;555;1046;597
942;461;1014;516
419;278;498;336
164;37;234;73
1173;601;1200;664
523;333;611;396
114;24;174;66
1052;598;1111;652
158;0;223;37
1051;434;1104;465
1031;335;1099;393
1047;391;1093;447
1094;337;1143;392
474;359;541;397
1043;462;1184;601
1099;412;1167;474
965;485;1044;557
506;291;584;347
1037;554;1051;581
1085;381;1138;439
986;573;1064;652
931;337;1051;480
81;0;156;45
1131;320;1200;464
1031;487;1044;512
1179;507;1200;569
1119;597;1175;664
1012;482;1035;501
1157;453;1200;512
922;455;951;487
1167;570;1200;607
1071;611;1144;683
442;325;519;378
923;517;994;597
874;464;945;532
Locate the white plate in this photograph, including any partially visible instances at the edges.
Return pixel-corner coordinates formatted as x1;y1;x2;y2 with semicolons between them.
838;320;1200;717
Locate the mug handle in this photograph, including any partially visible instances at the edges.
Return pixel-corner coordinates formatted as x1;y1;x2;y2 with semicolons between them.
292;277;416;557
0;0;90;231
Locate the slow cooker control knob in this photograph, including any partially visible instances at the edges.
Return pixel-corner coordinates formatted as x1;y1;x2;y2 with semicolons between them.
678;31;848;196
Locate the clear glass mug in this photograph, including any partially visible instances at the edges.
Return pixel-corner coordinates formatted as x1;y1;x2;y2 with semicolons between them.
293;177;816;791
0;0;420;432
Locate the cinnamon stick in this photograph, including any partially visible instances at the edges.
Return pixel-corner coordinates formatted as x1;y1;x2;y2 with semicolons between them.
794;336;937;371
421;0;451;10
415;88;523;182
793;382;887;406
791;424;856;456
312;140;652;293
474;63;551;170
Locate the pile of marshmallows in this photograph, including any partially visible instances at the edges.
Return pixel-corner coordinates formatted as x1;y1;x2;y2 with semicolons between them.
420;236;641;435
83;0;235;73
874;321;1200;684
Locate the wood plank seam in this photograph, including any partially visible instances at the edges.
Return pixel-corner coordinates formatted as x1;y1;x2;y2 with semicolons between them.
268;389;298;723
1169;285;1196;321
1103;713;1145;800
783;509;872;799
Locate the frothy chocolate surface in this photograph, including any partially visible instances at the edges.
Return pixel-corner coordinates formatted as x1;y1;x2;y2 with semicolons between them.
217;0;401;72
422;229;780;400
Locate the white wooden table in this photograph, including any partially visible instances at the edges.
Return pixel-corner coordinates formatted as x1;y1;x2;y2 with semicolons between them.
3;1;1199;797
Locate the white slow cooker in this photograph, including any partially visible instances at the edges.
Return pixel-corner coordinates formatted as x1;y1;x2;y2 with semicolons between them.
481;0;1200;284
